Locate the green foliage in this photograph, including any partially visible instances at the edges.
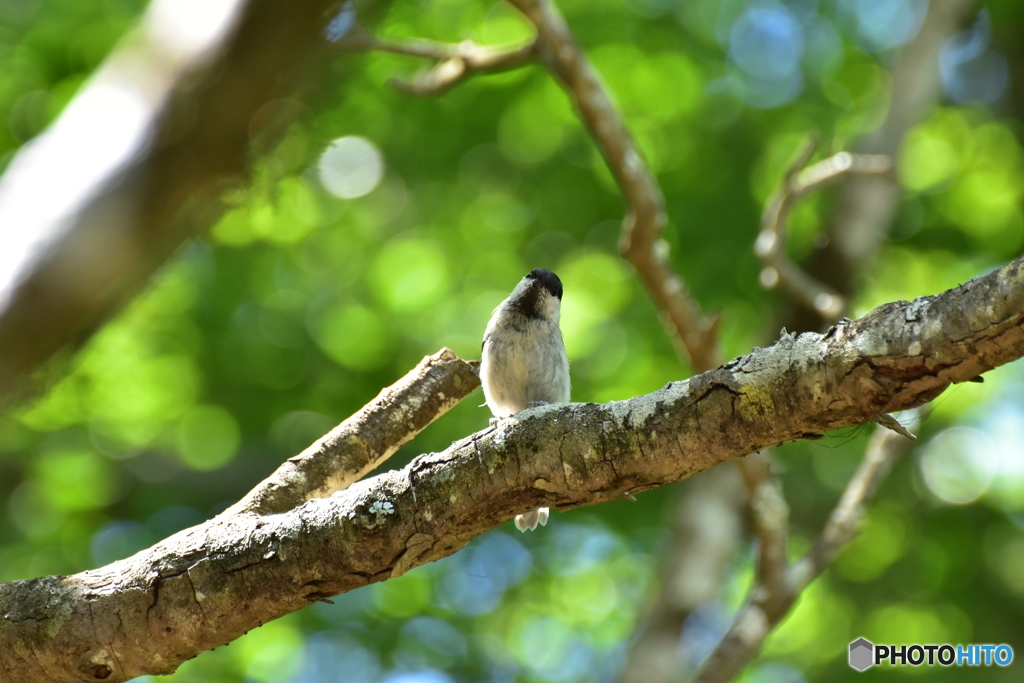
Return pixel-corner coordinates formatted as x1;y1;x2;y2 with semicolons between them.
3;0;1024;682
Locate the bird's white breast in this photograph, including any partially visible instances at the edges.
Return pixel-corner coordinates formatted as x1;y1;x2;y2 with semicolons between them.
481;318;570;416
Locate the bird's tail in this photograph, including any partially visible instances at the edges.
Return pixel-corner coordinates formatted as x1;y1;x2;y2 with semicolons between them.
514;507;550;532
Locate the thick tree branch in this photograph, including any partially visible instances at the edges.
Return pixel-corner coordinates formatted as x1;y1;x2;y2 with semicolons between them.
226;348;480;516
2;258;1023;683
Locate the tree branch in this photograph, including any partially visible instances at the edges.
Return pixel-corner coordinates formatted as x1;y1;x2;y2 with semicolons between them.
2;257;1023;683
620;467;745;683
736;452;790;606
755;146;892;322
344;32;537;96
226;348;480;516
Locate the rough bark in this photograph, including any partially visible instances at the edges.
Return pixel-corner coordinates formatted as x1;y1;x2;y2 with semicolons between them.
1;255;1022;683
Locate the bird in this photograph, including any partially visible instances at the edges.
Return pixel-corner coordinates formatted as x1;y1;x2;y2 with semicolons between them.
480;268;571;532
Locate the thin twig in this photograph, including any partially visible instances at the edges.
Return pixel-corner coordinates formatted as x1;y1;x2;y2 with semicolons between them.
344;32;537;96
755;146;892;323
507;0;719;372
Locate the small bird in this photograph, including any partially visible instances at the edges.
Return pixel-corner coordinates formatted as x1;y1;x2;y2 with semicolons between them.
481;268;571;532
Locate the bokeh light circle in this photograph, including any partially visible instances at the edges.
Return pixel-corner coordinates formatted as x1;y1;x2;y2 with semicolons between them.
920;426;998;504
318;136;385;199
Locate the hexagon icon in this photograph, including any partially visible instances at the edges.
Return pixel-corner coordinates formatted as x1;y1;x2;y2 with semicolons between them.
849;637;874;671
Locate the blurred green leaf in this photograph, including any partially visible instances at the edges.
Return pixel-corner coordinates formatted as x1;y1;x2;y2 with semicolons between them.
176;405;240;471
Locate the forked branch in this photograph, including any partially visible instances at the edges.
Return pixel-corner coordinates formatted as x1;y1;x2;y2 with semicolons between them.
755;143;892;323
344;32;537;95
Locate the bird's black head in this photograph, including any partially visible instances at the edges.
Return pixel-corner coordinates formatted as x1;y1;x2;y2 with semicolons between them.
525;268;563;300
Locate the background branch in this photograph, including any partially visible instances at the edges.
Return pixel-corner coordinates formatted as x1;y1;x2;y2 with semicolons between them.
694;421;917;683
785;0;978;332
756;148;893;322
0;0;392;407
737;453;790;606
344;32;537;95
619;467;745;683
508;0;719;372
